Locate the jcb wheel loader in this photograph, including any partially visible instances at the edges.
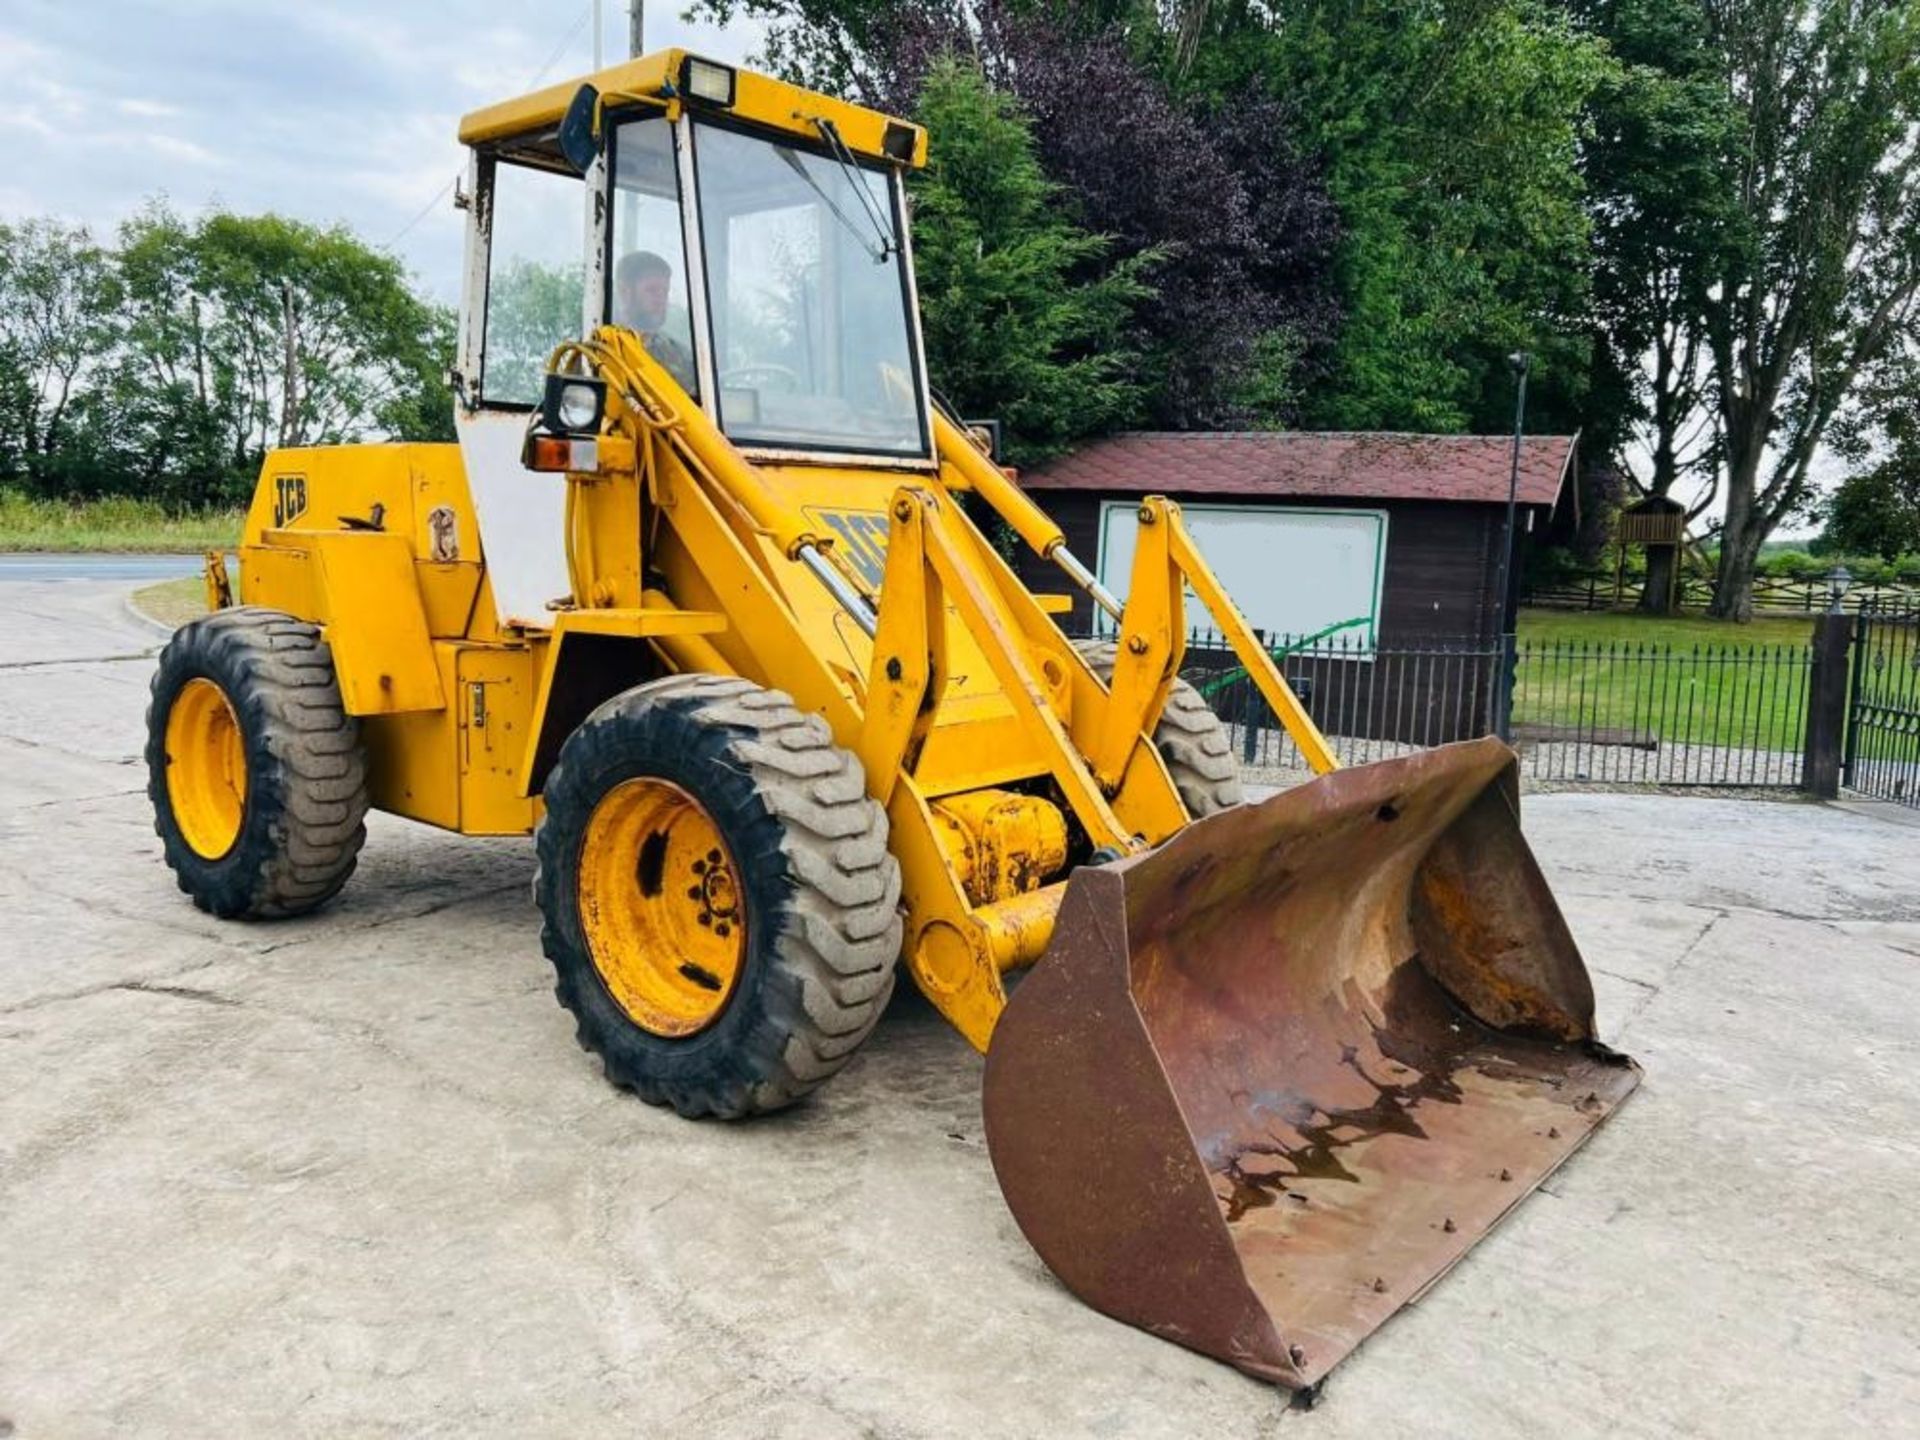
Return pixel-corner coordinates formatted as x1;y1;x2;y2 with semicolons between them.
146;50;1638;1391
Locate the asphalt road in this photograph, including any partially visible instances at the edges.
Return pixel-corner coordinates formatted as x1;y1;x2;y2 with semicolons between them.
0;553;201;583
1;578;1916;1437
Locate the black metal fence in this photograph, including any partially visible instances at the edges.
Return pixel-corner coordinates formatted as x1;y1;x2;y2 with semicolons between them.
1178;633;1500;769
1510;637;1809;787
1137;627;1813;788
1846;607;1920;807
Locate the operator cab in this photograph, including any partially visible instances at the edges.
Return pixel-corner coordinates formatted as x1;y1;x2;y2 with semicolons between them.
455;51;933;465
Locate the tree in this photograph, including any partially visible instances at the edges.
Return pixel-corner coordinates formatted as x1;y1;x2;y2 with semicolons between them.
908;56;1156;459
0;219;119;496
1821;334;1920;559
376;303;459;444
187;211;454;454
1694;0;1920;620
0;346;27;484
103;204;455;506
1824;441;1920;560
1576;0;1745;611
2;203;454;510
702;0;1607;439
899;13;1342;427
1145;0;1611;436
693;0;897;95
700;0;1344;429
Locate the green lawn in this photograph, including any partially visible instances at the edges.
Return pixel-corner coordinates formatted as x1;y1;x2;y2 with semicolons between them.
1513;607;1814;752
1518;606;1814;647
0;490;243;553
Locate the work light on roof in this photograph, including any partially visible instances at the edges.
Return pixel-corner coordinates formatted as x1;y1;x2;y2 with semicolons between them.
681;57;736;107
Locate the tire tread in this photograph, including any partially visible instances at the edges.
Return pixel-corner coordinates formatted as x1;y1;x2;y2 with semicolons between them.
534;674;902;1119
146;606;369;919
1076;640;1244;817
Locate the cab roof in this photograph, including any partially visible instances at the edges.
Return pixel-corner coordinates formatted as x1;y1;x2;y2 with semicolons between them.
456;48;927;168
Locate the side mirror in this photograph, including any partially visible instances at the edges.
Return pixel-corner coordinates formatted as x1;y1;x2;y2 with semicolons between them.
558;84;601;175
964;418;1004;464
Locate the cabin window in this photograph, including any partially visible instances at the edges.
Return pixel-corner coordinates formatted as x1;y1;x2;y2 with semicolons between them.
480;158;585;407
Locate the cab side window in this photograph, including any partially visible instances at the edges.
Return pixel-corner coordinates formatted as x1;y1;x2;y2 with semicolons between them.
480;158;584;407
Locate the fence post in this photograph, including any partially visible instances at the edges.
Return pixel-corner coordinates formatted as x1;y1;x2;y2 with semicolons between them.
1842;610;1868;789
1241;627;1264;765
1802;612;1854;799
1494;632;1517;741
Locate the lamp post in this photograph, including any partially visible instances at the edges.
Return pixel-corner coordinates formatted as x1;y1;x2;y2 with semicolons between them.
1490;351;1531;740
1825;564;1854;614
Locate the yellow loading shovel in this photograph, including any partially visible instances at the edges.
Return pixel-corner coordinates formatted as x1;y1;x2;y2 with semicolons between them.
983;737;1640;1392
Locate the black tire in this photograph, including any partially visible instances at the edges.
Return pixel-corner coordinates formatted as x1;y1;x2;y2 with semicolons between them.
1076;639;1244;817
146;607;369;918
535;673;903;1118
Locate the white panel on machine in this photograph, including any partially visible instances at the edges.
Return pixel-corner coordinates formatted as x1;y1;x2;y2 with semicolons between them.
456;410;573;629
1098;501;1387;651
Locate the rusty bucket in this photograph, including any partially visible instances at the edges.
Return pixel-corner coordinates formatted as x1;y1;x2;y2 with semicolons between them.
982;737;1639;1390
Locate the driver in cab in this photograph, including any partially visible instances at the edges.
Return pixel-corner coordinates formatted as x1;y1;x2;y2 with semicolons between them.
612;250;697;393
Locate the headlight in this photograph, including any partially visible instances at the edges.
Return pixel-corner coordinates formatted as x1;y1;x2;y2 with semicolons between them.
541;373;606;436
557;382;600;431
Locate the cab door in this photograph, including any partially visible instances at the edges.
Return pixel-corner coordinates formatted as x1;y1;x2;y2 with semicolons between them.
451;146;597;629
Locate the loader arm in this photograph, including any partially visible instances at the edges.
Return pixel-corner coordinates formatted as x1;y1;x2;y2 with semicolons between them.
537;331;1351;1049
536;334;1096;1044
932;416;1340;779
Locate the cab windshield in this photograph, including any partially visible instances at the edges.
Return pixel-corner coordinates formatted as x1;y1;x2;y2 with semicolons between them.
690;120;928;458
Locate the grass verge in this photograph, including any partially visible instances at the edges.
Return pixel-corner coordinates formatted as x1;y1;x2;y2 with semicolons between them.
131;575;210;630
0;490;242;553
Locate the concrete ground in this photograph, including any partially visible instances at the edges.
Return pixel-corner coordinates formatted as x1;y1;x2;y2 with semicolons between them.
1;571;1916;1438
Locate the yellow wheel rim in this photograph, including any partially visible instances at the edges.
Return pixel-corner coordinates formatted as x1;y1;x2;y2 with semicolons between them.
577;777;747;1038
165;677;248;859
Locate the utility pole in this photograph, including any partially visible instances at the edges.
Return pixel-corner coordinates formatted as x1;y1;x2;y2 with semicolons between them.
592;0;603;68
614;2;643;243
279;280;300;450
1491;351;1531;741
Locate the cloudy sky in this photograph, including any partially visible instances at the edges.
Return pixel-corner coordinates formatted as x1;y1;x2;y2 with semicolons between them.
0;1;764;302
